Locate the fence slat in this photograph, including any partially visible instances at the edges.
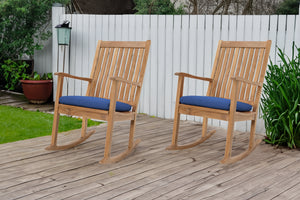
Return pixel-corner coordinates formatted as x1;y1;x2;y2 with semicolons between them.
150;15;158;116
181;15;189;121
157;15;166;118
165;15;173;119
172;15;181;120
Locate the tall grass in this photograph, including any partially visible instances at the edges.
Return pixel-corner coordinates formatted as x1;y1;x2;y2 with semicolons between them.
261;43;300;148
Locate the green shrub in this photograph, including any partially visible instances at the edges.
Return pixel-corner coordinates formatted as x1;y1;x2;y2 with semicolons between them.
0;0;68;61
0;0;68;89
261;43;300;148
134;0;185;14
1;59;29;90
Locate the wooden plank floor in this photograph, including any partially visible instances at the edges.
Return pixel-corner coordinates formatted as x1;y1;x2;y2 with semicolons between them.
1;114;300;200
0;90;54;113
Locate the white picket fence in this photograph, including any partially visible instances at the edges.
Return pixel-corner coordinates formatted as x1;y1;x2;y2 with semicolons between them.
35;6;300;132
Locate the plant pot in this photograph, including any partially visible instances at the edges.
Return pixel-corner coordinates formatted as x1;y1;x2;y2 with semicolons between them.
20;80;53;104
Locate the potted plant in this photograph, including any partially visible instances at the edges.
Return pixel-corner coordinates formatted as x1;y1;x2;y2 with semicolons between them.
20;72;53;104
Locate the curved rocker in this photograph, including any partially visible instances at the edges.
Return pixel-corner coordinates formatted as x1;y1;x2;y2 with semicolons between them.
45;130;95;151
100;139;141;164
220;138;261;164
166;130;216;150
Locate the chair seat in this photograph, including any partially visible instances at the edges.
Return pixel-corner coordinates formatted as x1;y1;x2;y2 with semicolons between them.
180;96;252;112
59;96;132;112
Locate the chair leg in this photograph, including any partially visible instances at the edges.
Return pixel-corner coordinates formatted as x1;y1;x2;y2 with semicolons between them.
101;119;114;163
48;108;60;148
45;112;95;151
249;119;261;150
166;108;181;149
166;116;216;150
221;119;235;163
128;119;141;149
100;118;141;164
81;117;88;138
201;117;208;137
220;119;261;164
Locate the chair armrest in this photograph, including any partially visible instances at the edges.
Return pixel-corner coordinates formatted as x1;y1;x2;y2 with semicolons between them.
231;76;263;87
110;77;142;87
54;72;93;82
175;72;213;82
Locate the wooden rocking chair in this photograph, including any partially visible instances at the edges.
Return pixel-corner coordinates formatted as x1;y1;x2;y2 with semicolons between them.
46;40;151;164
167;40;271;164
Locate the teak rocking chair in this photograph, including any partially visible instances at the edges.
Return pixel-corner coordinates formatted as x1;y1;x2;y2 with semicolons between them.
167;40;271;164
46;40;151;164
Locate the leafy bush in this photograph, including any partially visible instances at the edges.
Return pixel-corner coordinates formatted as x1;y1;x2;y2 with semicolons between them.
134;0;185;14
0;0;68;90
1;59;29;90
261;43;300;148
0;0;68;61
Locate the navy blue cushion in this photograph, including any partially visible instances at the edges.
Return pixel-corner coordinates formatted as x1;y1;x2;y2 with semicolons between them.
59;96;132;112
180;96;252;112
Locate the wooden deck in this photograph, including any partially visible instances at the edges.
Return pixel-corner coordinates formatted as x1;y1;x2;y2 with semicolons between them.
0;90;54;113
1;114;300;200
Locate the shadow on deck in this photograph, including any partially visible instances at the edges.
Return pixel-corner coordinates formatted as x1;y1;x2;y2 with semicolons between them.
1;114;300;200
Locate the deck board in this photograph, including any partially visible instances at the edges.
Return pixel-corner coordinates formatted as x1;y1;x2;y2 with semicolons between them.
0;114;300;200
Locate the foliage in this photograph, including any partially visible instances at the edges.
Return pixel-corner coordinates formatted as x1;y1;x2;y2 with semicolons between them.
23;71;53;80
134;0;185;14
0;105;101;144
1;59;29;90
0;0;69;61
276;0;300;14
261;43;300;148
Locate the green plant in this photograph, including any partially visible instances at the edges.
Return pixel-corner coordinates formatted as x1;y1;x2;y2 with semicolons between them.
0;0;69;61
1;59;29;90
23;71;53;80
134;0;185;14
261;42;300;148
0;0;68;89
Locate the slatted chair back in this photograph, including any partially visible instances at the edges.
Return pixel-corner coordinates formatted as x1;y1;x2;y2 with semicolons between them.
87;41;151;111
208;41;271;111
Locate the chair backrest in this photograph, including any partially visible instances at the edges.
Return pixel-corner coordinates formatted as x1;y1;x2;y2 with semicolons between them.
86;40;151;111
208;40;271;111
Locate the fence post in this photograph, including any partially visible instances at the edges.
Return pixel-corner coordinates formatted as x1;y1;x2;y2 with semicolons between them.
52;5;65;101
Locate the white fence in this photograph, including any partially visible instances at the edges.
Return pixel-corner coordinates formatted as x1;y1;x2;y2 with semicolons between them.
36;6;300;132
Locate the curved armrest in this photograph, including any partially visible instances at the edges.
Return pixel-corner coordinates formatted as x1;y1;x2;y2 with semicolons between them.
110;77;141;87
175;72;213;82
55;72;93;82
231;76;263;87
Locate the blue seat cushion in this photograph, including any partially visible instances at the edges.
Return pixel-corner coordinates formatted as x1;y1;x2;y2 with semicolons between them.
59;96;132;112
180;96;252;112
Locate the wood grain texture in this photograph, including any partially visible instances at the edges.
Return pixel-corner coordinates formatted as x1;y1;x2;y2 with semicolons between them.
1;114;299;200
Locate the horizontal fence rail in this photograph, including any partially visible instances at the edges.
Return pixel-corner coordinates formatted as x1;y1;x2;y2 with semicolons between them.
37;6;300;132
